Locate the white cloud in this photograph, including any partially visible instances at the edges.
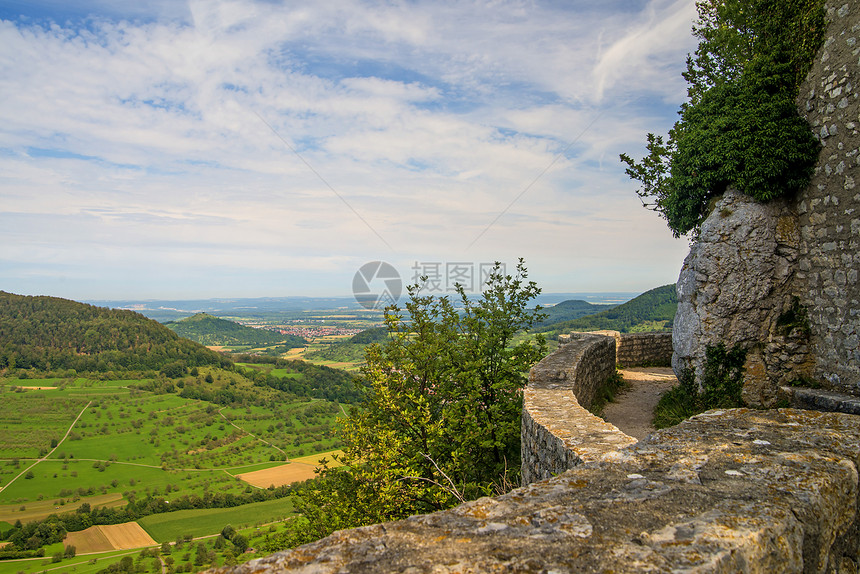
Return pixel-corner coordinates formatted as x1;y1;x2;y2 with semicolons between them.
0;0;697;299
592;0;698;100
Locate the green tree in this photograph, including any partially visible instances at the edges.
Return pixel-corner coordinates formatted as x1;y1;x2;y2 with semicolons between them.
287;260;546;546
231;534;248;553
620;0;825;237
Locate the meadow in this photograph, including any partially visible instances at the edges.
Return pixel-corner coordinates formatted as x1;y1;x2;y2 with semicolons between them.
0;370;346;573
138;497;296;541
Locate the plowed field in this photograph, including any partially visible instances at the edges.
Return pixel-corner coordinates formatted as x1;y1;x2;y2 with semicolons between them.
0;492;124;524
237;462;317;488
66;523;156;553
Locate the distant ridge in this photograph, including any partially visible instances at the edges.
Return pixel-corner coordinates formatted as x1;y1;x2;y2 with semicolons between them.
536;285;677;334
0;291;229;374
166;313;307;348
535;299;610;327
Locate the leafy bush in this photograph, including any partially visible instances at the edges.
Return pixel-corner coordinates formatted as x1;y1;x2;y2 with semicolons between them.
283;260;547;547
653;343;747;428
621;0;826;237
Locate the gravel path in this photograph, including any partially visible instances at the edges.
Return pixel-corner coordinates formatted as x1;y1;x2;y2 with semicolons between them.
602;367;677;441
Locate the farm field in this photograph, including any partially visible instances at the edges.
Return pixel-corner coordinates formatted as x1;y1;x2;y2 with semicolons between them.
0;493;124;524
138;497;296;541
66;523;156;553
237;463;316;488
0;374;342;506
0;547;148;574
0;369;345;574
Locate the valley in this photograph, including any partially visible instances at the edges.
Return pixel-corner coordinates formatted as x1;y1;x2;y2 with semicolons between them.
0;287;675;574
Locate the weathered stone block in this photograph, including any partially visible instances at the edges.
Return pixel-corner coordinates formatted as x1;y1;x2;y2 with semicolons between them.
214;409;860;574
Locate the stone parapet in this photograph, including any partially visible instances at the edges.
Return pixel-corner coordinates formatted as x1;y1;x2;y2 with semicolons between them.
217;409;860;573
521;333;635;485
617;332;673;367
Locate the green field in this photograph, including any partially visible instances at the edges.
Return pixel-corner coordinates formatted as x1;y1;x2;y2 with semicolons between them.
138;497;296;541
0;547;149;574
0;370;347;574
0;373;342;507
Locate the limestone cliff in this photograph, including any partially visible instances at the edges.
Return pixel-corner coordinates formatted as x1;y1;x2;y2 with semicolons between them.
674;0;860;402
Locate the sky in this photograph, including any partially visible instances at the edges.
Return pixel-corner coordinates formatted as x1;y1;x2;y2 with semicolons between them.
0;0;699;301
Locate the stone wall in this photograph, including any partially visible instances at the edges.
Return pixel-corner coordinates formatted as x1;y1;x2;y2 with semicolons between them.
674;0;860;401
796;1;860;393
617;332;673;367
218;408;860;574
561;330;674;368
521;333;635;485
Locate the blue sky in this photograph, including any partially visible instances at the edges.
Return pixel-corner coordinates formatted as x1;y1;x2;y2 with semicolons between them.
0;0;698;300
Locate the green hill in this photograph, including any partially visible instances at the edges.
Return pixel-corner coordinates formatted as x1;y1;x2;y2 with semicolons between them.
537;284;677;334
166;313;306;348
535;299;609;327
349;327;389;344
0;291;230;374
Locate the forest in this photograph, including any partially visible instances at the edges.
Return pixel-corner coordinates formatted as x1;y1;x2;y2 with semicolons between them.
165;314;307;349
0;292;230;375
537;284;677;335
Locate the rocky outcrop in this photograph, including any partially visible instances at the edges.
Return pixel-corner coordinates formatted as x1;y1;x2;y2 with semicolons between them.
673;190;814;406
216;409;860;573
674;0;860;400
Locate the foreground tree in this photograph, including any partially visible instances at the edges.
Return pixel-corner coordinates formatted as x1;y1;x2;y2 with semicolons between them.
282;260;546;546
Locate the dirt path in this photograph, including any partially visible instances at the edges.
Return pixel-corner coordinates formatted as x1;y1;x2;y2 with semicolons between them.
602;368;677;441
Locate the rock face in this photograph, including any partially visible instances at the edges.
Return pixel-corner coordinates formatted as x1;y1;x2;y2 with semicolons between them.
673;190;813;405
674;0;860;400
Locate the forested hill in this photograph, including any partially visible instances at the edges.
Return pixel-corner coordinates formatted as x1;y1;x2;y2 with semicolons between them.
0;291;230;373
166;313;307;348
537;284;677;334
534;299;608;327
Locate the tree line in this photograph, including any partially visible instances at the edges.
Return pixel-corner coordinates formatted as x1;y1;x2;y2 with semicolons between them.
165;313;307;349
235;355;364;403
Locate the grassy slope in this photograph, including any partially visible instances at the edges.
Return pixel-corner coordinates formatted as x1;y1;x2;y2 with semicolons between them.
534;299;609;327
0;375;342;507
138;498;297;541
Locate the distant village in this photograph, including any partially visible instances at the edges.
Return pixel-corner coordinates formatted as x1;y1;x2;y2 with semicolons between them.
275;326;365;339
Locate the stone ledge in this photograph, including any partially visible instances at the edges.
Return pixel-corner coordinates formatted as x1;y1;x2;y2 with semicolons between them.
785;386;860;415
521;387;637;483
215;409;860;573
